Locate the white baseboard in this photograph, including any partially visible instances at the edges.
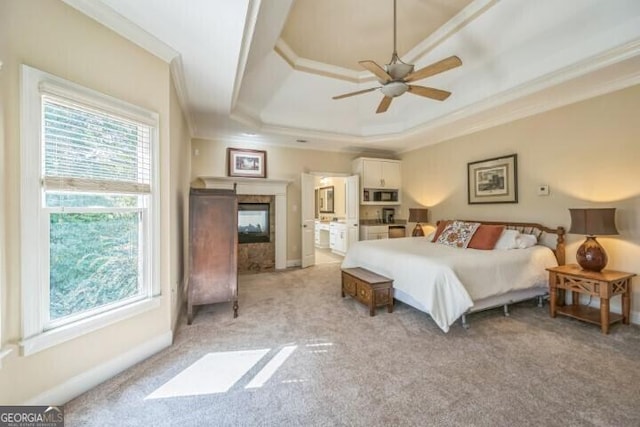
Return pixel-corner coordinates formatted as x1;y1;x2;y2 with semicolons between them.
25;331;173;405
286;259;301;268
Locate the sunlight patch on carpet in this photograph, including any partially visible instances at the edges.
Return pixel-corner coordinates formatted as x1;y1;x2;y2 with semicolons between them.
145;349;270;399
245;345;297;389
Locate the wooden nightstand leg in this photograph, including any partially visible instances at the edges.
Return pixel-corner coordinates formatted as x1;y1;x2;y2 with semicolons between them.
601;297;610;334
622;281;631;324
369;303;375;317
549;272;557;318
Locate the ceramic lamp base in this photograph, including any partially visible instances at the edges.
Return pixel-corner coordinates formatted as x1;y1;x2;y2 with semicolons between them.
412;223;424;237
576;235;608;272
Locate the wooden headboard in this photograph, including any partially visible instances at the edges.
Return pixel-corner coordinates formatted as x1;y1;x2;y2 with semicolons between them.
438;220;566;265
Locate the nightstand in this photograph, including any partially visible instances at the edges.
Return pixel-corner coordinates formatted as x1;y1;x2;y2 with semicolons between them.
547;264;636;334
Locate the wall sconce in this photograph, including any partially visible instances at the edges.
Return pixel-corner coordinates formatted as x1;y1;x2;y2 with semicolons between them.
568;208;618;272
408;208;429;237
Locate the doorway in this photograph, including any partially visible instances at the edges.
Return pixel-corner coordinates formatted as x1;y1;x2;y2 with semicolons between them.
301;173;359;268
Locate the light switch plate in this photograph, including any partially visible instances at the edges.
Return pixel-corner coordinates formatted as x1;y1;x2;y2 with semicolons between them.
537;184;550;196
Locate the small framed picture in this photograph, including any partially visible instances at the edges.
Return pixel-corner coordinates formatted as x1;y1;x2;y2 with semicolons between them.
467;154;518;204
227;148;267;178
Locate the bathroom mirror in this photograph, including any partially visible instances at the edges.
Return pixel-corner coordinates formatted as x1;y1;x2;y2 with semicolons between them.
318;186;334;213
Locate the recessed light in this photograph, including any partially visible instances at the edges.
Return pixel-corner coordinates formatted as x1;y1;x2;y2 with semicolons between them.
242;132;257;137
296;139;308;143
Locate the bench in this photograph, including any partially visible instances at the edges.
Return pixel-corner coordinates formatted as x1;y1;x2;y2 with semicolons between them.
341;267;394;316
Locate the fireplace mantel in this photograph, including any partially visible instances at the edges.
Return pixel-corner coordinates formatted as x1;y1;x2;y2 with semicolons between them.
196;176;289;269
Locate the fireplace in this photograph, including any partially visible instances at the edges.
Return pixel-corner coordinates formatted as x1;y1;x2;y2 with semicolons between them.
238;203;270;244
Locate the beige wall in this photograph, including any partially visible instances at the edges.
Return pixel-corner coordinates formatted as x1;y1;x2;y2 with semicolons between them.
191;139;356;261
400;84;640;318
169;78;191;330
0;0;181;403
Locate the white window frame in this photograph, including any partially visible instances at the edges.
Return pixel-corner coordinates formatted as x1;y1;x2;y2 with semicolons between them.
20;65;161;356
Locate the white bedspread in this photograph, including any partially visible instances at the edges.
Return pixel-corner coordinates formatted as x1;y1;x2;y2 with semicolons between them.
341;236;558;332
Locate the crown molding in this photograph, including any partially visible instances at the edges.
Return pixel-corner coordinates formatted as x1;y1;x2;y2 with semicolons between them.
403;0;497;64
231;0;262;110
397;40;640;152
62;0;179;63
273;0;496;83
224;39;640;154
274;39;374;83
169;56;196;136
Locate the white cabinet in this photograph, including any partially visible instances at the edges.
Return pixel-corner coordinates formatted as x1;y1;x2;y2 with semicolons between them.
330;222;347;255
352;157;401;205
360;225;389;241
362;159;401;189
314;220;330;249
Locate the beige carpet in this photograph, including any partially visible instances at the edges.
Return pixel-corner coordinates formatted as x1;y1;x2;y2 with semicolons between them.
65;263;640;426
315;247;343;264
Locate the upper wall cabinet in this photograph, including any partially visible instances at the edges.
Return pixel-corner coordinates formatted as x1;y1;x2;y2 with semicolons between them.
352;157;401;205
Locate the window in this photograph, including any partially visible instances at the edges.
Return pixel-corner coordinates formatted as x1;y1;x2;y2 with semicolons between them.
20;65;160;355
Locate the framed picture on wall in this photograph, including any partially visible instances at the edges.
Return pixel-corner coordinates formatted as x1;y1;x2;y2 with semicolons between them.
467;154;518;204
227;148;267;178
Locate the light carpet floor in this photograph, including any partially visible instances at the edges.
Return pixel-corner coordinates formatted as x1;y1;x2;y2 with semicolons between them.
315;247;343;264
66;263;640;426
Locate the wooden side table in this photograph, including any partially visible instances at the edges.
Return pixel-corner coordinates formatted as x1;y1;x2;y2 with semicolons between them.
547;264;635;334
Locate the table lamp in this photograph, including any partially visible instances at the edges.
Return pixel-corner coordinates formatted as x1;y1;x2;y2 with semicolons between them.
408;208;429;237
568;208;618;272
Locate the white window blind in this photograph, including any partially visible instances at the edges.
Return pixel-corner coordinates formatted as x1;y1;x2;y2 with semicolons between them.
42;96;151;194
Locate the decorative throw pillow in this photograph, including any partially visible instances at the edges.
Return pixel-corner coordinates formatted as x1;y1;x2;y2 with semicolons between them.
436;221;481;248
431;220;452;242
467;224;505;250
494;229;520;250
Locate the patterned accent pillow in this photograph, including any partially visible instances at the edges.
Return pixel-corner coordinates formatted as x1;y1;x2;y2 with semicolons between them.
431;220;452;242
436;221;481;248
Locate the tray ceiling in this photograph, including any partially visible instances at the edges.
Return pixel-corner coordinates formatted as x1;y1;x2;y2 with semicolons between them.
63;0;640;153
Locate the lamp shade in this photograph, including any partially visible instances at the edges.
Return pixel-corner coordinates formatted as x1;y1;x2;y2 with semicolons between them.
408;208;429;223
568;208;618;236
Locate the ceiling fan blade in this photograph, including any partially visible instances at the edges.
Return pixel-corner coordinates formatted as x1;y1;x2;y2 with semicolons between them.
407;85;451;101
359;60;393;83
404;55;462;83
376;96;393;114
332;87;379;100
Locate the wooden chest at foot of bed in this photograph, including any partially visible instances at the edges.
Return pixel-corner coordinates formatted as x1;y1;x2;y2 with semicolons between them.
341;267;394;316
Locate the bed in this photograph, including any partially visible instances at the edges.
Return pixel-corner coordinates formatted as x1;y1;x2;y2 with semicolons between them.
341;220;566;332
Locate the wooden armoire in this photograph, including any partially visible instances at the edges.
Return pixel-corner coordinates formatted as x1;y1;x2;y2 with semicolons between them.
187;187;238;324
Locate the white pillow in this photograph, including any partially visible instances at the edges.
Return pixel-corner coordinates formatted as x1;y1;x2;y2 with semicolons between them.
425;231;435;241
516;233;538;249
494;229;520;250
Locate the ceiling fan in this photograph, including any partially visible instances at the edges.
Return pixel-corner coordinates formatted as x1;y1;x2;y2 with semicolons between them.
332;0;462;114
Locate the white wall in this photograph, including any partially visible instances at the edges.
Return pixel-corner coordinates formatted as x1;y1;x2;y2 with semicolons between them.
190;139;359;262
400;84;640;322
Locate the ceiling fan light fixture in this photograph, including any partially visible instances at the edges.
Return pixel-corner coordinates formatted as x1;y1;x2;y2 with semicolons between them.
385;62;414;80
380;81;408;98
331;0;461;113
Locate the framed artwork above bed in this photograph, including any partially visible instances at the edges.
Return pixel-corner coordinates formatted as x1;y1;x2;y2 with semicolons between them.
467;154;518;204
